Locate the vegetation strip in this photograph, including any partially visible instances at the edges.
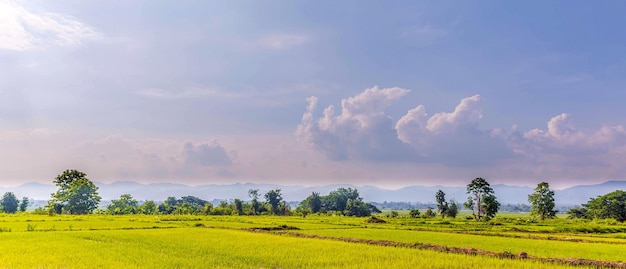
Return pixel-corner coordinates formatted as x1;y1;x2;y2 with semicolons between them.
398;227;626;245
244;228;626;269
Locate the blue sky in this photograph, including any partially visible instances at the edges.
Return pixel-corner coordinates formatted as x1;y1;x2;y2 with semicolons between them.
1;0;625;188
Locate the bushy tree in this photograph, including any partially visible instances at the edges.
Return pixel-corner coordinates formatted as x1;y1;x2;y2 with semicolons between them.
233;199;244;215
141;200;157;214
446;200;458;218
464;177;499;221
1;192;19;213
409;209;420;218
424;207;436;218
106;194;139;215
308;192;322;213
264;189;283;215
157;196;209;215
297;188;374;217
344;198;370;216
159;196;179;214
19;197;29;212
528;182;557;220
585;190;626;222
567;206;588;219
326;188;360;213
435;189;448;218
49;170;101;214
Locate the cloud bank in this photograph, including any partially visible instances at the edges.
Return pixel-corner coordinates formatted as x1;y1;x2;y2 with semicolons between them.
297;86;626;174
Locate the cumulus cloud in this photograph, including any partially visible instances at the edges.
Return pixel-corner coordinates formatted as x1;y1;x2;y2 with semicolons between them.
297;86;626;180
183;141;233;166
297;86;508;165
0;0;101;51
499;113;626;163
296;86;416;161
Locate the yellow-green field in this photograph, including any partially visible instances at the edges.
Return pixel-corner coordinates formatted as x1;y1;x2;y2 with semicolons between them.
0;213;625;268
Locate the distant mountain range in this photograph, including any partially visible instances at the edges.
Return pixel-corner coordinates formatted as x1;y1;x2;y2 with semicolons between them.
2;180;625;206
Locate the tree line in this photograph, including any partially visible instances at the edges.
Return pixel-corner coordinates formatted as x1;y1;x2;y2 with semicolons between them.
4;170;626;223
8;170;379;217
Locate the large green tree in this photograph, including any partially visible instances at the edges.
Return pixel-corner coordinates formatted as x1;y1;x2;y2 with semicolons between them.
528;182;557;220
49;170;101;214
1;192;19;213
585;190;626;222
464;177;499;221
326;188;360;213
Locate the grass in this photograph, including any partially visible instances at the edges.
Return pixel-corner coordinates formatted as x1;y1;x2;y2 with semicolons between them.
0;213;624;268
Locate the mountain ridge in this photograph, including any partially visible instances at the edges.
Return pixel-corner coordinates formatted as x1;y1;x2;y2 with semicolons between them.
2;180;626;206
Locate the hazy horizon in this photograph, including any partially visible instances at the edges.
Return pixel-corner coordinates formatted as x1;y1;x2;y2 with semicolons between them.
1;1;625;189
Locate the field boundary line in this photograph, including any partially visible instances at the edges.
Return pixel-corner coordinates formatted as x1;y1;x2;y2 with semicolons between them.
241;228;626;269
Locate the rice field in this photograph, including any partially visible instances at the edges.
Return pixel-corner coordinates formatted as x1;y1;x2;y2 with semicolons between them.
0;213;624;268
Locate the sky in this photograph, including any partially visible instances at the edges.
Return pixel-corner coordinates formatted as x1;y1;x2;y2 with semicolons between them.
1;0;625;189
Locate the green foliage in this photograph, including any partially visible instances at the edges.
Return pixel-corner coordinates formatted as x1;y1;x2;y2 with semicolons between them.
106;194;139;215
424;207;436;218
140;201;157;214
528;182;557;220
344;199;370;217
19;197;29;212
1;192;19;213
446;201;458;218
158;196;209;215
567;206;588;219
264;189;283;215
409;209;420;218
49;170;101;214
585;190;626;222
300;192;322;213
326;188;360;213
248;189;261;215
435;189;448;218
233;199;244;215
465;177;499;221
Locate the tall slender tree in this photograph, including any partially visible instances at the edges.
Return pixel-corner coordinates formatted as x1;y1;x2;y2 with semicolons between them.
248;189;260;215
435;189;448;218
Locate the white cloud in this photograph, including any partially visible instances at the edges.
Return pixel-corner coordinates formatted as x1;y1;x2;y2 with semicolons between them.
297;86;506;164
425;95;483;133
297;86;414;161
0;0;101;51
259;34;309;50
502;113;626;159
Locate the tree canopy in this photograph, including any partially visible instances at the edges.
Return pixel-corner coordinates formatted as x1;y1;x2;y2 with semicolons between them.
585;190;626;222
528;182;557;220
464;178;499;221
49;170;101;214
1;192;19;213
